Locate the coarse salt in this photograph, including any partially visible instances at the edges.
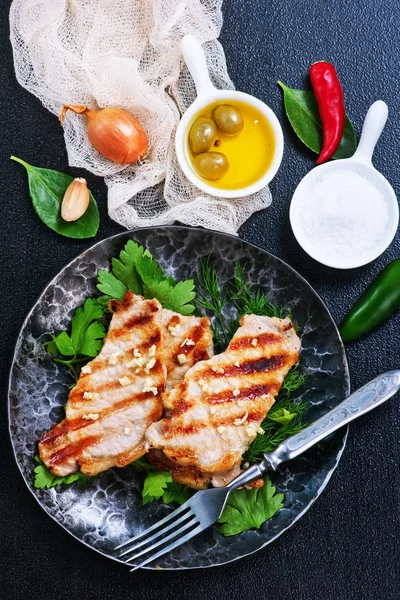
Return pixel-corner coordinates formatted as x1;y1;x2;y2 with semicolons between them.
295;169;390;262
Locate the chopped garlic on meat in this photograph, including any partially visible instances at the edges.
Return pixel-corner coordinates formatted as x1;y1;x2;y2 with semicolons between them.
217;367;225;374
168;324;181;336
257;426;265;435
217;425;226;434
233;389;240;397
133;348;142;358
83;391;100;400
118;376;131;386
234;411;249;426
246;426;257;437
251;338;258;347
177;353;187;365
109;352;122;365
198;378;205;386
145;358;156;373
234;361;240;368
237;399;245;407
81;364;92;374
143;378;158;396
124;427;131;435
82;413;99;421
149;344;157;357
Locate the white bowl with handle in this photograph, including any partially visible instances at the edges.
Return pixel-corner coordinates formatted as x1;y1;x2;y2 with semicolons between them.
175;35;284;199
290;101;399;269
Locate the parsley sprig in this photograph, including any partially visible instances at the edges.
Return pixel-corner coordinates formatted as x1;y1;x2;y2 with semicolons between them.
44;298;106;379
97;240;196;315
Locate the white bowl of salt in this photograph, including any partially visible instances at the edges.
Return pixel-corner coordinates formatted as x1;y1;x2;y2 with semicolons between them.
290;100;399;269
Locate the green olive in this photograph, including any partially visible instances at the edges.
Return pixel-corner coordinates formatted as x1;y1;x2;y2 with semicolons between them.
213;105;244;135
189;117;217;153
193;152;229;180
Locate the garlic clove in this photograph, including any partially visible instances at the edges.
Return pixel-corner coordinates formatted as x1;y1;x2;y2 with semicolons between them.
61;177;90;222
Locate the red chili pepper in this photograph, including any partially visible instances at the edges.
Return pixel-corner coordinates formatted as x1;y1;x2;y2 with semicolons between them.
309;61;346;165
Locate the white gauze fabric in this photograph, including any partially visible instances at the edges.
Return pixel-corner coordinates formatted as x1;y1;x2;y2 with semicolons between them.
10;0;272;234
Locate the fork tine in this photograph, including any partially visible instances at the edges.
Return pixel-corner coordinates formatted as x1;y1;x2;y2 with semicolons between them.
114;502;189;551
117;509;194;558
129;523;204;572
124;513;198;564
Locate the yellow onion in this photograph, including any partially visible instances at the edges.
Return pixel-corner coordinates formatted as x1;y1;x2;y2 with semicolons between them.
60;104;148;164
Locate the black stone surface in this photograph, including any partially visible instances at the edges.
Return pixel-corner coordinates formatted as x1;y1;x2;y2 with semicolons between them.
1;0;400;598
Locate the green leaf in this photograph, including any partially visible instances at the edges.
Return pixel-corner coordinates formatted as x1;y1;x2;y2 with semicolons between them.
136;254;166;285
79;321;106;356
162;482;193;505
218;477;284;536
142;470;173;503
97;270;127;302
45;340;58;355
33;455;93;489
268;407;296;424
163;280;196;315
53;331;75;356
277;82;356;160
70;298;105;355
111;240;151;295
10;156;99;238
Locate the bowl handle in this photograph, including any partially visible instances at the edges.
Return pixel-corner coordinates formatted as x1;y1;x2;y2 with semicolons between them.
181;35;216;98
352;100;388;164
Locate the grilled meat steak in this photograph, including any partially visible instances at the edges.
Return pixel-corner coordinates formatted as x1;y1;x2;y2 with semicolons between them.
146;315;301;489
39;291;214;477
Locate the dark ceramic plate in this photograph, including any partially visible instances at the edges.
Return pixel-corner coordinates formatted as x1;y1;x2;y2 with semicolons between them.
9;226;349;570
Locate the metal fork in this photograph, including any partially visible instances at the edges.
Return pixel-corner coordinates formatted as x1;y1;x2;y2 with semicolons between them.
115;370;400;571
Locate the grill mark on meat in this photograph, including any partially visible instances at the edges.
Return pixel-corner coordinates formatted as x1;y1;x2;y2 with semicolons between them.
207;383;278;405
49;435;100;466
229;332;285;351
161;420;206;437
214;409;265;428
40;421;69;446
166;314;181;327
200;355;288;380
62;390;164;433
171;319;210;358
110;314;153;338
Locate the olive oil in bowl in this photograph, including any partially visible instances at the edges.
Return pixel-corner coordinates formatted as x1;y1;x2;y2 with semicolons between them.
186;100;276;191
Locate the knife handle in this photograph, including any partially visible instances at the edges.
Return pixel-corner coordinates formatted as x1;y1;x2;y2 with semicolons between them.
261;370;400;472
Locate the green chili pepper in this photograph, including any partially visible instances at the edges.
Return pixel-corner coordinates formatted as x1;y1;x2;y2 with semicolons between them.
340;259;400;343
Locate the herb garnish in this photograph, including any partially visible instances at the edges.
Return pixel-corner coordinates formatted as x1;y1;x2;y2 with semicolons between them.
45;298;106;379
97;240;196;315
218;477;284;536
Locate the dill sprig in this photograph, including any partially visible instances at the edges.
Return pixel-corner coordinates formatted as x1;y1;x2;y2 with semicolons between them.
243;398;307;464
196;255;233;350
229;261;292;320
243;365;308;464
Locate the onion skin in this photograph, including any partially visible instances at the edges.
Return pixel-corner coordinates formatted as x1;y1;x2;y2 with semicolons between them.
60;104;148;164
